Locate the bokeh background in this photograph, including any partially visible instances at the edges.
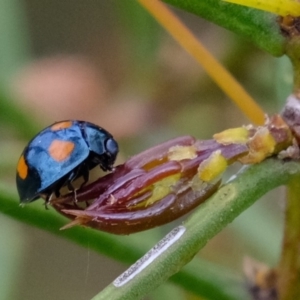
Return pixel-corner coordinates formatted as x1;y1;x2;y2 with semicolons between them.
0;1;294;299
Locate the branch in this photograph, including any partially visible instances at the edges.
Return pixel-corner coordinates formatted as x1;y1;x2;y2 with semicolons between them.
92;158;300;299
3;158;300;299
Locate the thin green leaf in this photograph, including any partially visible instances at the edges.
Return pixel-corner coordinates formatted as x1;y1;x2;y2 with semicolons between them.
2;158;300;299
163;0;286;56
0;89;38;139
0;0;30;84
0;185;245;299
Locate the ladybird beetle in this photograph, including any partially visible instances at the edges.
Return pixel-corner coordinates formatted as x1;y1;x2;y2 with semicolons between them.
16;120;119;203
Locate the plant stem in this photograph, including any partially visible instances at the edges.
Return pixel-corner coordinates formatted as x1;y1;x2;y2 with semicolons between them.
278;174;300;299
285;37;300;97
0;90;38;139
91;158;300;300
0;186;246;300
3;159;300;299
278;15;300;299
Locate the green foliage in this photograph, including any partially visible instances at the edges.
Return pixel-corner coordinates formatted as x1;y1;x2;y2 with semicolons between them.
163;0;286;56
0;0;297;299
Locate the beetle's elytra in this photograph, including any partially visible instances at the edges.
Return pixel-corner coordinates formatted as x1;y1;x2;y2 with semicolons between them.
16;120;118;203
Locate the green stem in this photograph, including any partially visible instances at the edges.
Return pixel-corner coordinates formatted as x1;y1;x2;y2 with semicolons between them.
0;185;247;300
3;158;300;299
0;90;38;139
278;174;300;300
91;158;300;300
0;0;30;84
285;37;300;96
162;0;286;56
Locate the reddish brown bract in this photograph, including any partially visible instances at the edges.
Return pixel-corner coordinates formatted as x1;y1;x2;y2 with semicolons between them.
52;115;293;234
52;136;248;234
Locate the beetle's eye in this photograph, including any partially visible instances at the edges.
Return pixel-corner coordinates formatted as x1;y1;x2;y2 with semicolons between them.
106;138;119;157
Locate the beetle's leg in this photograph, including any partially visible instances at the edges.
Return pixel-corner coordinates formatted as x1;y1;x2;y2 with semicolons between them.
44;192;55;210
67;180;74;192
80;164;90;188
77;165;90;209
44;197;49;210
66;178;77;202
66;169;83;203
44;201;49;210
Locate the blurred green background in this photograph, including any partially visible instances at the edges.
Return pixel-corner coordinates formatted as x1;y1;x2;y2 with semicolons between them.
0;0;294;299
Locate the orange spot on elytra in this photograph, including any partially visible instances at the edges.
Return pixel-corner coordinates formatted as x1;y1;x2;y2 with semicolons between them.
49;140;75;162
17;155;28;179
51;121;73;131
